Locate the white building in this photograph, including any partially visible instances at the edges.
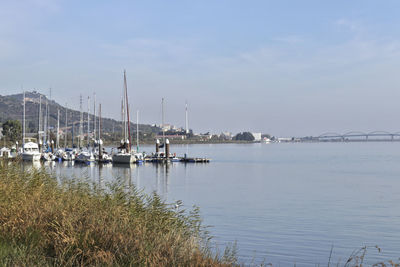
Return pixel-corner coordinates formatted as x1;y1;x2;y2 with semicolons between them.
252;132;262;141
220;132;232;139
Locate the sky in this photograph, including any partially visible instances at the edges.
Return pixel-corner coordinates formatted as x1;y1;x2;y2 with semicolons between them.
1;0;400;136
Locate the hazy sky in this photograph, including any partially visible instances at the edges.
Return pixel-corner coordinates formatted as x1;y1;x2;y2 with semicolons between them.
1;0;400;136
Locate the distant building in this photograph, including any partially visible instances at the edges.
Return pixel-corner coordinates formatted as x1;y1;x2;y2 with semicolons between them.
252;132;262;141
278;137;293;142
197;134;212;140
221;131;232;138
155;134;186;140
162;124;172;131
219;132;232;140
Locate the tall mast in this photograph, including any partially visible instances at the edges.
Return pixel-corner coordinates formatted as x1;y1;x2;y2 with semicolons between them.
136;110;139;152
124;70;132;152
99;104;101;142
121;91;125;142
38;95;42;140
93;92;96;140
48;88;51;143
23;90;25;146
162;98;165;144
72;121;74;148
79;94;83;149
87;96;90;146
56;109;60;149
65;103;68;148
185;100;189;134
44;97;48;144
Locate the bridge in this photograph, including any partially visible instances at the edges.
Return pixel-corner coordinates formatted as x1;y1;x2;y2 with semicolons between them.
303;131;400;142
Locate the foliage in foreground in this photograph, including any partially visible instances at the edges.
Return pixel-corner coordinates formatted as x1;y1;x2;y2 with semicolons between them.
0;162;236;266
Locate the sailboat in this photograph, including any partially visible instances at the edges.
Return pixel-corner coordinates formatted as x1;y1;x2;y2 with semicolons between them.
40;94;56;161
133;110;144;163
112;70;136;164
75;95;94;163
96;103;112;163
21;91;41;161
62;104;75;161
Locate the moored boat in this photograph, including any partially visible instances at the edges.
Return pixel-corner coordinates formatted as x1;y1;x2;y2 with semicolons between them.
22;141;41;161
75;151;95;163
0;147;15;159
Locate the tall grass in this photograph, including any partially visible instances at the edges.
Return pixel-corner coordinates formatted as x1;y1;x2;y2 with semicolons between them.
0;162;236;266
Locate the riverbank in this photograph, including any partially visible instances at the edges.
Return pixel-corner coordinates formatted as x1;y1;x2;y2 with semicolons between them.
0;162;236;266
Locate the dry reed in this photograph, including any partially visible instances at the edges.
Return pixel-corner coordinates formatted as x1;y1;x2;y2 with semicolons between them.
0;162;236;266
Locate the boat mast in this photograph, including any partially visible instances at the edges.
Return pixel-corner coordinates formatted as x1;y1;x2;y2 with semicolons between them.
46;88;51;147
185;100;189;134
87;96;90;147
48;88;51;144
99;103;101;142
79;94;83;149
56;109;60;149
162;98;165;145
124;70;132;152
38;95;42;141
23;90;25;147
72;121;74;148
93;92;96;141
121;89;125;143
44;97;48;145
99;103;102;158
65;103;68;148
136;110;139;152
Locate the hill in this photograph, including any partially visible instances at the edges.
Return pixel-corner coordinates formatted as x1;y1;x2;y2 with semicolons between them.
0;91;160;141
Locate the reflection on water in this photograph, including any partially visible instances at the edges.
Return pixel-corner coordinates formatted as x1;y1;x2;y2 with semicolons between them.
29;160;176;198
29;160;181;199
16;143;400;266
21;160;42;172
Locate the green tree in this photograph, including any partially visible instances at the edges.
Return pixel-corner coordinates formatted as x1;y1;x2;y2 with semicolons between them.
2;120;22;142
233;132;255;141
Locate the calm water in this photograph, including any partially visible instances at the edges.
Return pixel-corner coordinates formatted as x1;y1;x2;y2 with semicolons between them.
27;142;400;266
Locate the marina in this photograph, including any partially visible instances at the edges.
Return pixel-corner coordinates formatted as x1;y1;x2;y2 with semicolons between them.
0;142;211;165
0;71;210;165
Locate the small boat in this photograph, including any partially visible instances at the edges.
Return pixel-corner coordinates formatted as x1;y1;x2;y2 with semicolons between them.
22;141;41;161
171;156;180;162
75;151;95;163
55;149;65;161
98;153;112;163
262;137;271;143
112;149;135;164
96;148;113;163
134;152;144;164
63;148;76;161
180;156;210;163
0;147;12;159
41;151;56;161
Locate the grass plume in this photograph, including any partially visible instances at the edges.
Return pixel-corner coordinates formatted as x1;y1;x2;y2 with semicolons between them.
0;162;236;266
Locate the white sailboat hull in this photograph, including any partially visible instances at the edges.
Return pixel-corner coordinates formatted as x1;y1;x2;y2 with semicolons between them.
22;152;41;161
62;151;75;161
75;152;95;163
